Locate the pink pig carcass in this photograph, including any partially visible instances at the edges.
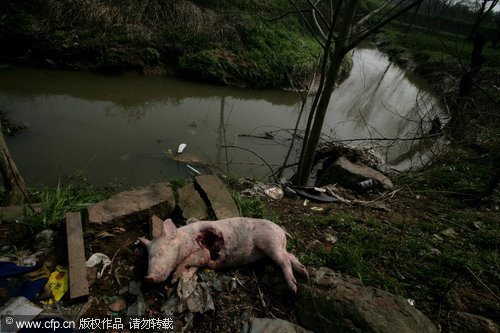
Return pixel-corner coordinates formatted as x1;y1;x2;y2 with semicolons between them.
139;217;308;293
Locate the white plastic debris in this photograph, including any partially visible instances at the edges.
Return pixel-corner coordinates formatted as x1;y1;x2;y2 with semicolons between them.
407;298;415;306
186;164;201;175
178;143;187;154
86;253;111;278
162;274;214;315
0;296;43;332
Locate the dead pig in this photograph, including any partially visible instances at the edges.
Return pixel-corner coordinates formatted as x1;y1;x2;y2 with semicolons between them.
139;217;308;293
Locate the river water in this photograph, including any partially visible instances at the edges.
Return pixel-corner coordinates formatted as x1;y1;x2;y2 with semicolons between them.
0;47;445;188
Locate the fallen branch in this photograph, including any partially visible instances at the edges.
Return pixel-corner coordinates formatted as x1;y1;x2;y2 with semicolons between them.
238;133;274;140
334;133;441;142
108;238;131;275
251;270;267;309
114;266;122;287
307;272;329;333
437;271;461;330
465;265;500;301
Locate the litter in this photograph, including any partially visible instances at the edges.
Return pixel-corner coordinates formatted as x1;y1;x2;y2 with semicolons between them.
0;262;40;278
47;266;68;302
161;274;214;315
85;253;111;279
0;296;43;332
126;281;145;317
293;187;340;203
178;143;187;154
186;164;202;175
241;182;284;200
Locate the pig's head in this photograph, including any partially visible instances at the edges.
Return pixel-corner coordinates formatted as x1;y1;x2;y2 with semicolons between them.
139;218;179;283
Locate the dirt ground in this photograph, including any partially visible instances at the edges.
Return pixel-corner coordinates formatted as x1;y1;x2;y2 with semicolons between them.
81;216;301;332
0;183;498;332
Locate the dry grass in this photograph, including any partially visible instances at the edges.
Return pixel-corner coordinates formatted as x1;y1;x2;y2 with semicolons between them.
34;0;232;44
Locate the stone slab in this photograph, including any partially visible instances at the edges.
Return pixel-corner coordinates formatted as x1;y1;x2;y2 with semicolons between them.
177;183;209;221
195;175;239;220
86;182;175;226
66;212;89;300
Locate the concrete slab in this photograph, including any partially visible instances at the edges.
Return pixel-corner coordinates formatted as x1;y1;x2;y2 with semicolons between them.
195;175;239;220
177;183;210;221
86;182;175;227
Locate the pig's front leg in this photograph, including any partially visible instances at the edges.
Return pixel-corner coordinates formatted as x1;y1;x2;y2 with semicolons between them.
171;249;211;283
174;266;199;282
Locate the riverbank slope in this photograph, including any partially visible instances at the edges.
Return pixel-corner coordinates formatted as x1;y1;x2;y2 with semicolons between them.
1;0;355;89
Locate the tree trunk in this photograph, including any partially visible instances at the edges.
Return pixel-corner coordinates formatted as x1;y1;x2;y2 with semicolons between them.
295;49;345;186
0;121;27;205
295;0;358;186
459;32;486;98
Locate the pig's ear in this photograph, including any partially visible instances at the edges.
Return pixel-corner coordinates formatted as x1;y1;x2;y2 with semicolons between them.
139;237;150;247
162;218;177;240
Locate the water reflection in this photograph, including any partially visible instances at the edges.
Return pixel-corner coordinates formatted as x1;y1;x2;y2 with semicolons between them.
0;68;298;109
0;47;445;188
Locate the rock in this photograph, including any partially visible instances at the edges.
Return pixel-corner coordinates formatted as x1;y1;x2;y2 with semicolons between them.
440;228;458;238
177;183;210;221
126;281;145;317
316;156;393;189
473;221;483;230
195;175;240;219
326;234;338;244
109;299;127;312
295;267;436;333
448;311;499;333
242;317;312;333
149;215;163;239
86;182;175;226
34;230;54;254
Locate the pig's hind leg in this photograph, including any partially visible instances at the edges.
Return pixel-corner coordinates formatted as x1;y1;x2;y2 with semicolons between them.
264;244;298;293
288;252;308;277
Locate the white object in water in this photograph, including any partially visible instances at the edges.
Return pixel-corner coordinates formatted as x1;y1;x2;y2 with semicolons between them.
178;143;187;154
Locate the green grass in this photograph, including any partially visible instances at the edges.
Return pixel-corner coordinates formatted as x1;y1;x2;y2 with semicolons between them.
230;191;266;218
169;177;188;192
178;21;321;88
289;208;499;318
20;175;113;232
397;148;495;207
378;19;500;73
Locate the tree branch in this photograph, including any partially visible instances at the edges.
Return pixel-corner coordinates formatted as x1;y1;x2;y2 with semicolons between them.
353;0;391;34
347;0;424;51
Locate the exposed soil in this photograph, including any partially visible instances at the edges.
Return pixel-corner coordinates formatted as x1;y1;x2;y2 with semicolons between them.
75;182;499;331
0;182;498;332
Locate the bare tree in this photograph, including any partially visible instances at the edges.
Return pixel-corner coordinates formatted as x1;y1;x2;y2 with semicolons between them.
293;0;424;186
